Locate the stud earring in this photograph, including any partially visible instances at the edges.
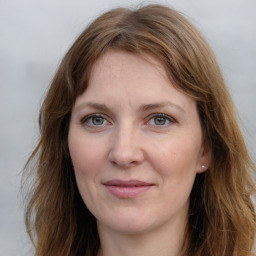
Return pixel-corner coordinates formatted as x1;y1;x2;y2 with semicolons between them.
202;165;206;169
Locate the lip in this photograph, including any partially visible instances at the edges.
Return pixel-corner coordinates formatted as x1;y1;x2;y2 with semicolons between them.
103;179;154;198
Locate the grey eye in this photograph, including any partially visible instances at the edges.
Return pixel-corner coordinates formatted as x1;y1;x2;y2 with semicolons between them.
91;116;105;125
147;114;175;127
82;114;108;127
153;116;168;125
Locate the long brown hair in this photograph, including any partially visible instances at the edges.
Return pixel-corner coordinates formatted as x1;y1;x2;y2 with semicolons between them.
23;4;256;256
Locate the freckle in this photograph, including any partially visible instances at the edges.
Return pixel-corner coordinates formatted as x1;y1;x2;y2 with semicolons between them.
172;152;177;159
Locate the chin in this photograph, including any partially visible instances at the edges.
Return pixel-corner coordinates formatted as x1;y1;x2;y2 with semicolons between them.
101;221;153;235
96;209;160;235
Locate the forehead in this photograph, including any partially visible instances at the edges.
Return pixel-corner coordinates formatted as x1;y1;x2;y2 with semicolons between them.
91;50;167;79
74;50;197;116
87;50;172;96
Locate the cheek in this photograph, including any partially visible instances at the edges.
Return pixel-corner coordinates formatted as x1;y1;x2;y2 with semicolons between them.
68;133;105;206
68;132;105;177
149;136;201;178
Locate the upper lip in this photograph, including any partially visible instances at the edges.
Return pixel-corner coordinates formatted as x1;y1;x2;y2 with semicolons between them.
103;179;153;187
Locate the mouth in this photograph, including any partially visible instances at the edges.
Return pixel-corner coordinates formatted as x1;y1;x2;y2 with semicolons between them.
102;179;154;198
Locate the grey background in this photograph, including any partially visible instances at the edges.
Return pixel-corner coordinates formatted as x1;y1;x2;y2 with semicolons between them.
0;0;255;255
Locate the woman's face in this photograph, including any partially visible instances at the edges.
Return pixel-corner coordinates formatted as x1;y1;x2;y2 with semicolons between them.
68;50;210;235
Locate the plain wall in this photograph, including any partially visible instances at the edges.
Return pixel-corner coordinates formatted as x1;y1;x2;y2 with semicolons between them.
0;0;255;255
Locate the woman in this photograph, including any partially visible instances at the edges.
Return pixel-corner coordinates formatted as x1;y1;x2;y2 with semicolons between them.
23;4;256;256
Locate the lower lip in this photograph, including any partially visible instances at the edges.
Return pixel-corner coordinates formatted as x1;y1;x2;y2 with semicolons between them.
104;185;153;198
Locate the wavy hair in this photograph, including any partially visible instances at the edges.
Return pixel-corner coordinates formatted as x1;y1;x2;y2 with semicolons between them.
23;4;256;256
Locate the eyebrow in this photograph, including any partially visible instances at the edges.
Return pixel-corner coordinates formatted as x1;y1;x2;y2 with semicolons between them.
138;101;185;113
74;102;113;114
74;101;185;114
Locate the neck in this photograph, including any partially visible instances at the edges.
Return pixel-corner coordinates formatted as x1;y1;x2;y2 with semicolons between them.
97;218;186;256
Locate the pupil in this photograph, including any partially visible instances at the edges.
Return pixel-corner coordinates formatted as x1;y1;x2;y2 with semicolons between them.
93;117;103;125
155;117;166;125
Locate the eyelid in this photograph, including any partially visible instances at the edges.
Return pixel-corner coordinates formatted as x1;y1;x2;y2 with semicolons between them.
150;113;175;120
80;113;112;126
146;113;176;125
80;112;176;127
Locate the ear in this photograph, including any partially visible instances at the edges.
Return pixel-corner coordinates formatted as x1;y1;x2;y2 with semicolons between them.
196;144;211;173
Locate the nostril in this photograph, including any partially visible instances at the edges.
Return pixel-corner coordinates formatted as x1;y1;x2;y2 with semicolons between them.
108;147;144;168
109;156;138;168
108;129;144;167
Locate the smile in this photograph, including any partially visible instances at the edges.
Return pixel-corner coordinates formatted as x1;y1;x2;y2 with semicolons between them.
103;179;154;198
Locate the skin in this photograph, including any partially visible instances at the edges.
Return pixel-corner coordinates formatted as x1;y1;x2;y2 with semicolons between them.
68;50;210;256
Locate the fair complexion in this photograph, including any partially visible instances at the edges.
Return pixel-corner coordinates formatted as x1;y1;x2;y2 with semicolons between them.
68;50;210;256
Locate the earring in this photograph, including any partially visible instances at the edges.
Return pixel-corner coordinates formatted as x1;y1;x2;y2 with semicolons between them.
202;165;206;169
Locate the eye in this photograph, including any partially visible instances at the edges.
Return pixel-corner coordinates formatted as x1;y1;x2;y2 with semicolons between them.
81;114;111;127
147;114;175;126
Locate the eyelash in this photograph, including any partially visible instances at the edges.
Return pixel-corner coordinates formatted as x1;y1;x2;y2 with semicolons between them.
81;114;110;127
146;113;176;127
80;113;176;128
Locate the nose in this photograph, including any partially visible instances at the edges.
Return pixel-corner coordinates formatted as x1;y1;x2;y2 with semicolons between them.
108;126;144;168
